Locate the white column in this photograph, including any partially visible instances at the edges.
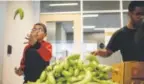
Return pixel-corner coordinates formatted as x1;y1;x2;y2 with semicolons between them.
46;22;56;62
56;22;62;41
61;25;66;42
55;22;66;42
80;0;84;60
3;1;40;84
46;22;56;42
0;1;7;84
120;0;124;28
32;1;40;23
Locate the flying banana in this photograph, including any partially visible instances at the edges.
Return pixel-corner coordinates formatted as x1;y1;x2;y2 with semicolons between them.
14;8;24;20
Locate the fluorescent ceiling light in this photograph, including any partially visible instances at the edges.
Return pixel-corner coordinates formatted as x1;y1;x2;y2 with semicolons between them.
84;26;95;28
93;28;105;30
72;26;95;29
83;14;99;17
49;3;78;6
93;28;120;31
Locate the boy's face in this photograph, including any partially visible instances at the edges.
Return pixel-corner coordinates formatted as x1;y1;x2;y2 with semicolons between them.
31;25;46;41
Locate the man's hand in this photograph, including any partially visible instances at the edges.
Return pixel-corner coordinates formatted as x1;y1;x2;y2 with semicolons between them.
91;51;97;56
91;49;112;57
14;67;23;76
24;31;38;45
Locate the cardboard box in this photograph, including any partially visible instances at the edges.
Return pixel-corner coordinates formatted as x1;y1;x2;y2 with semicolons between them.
112;61;144;84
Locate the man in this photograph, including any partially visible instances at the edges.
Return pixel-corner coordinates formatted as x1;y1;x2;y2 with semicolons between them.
92;1;144;61
15;23;52;83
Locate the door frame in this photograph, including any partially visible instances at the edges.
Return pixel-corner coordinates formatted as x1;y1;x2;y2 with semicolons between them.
40;13;82;53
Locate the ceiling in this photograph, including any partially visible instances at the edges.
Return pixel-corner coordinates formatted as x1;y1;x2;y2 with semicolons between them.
40;1;122;12
40;1;130;33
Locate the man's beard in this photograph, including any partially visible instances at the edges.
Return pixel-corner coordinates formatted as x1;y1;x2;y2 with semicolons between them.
133;21;143;29
134;21;144;44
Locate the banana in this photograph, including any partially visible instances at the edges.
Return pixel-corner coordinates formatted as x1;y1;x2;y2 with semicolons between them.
14;8;24;20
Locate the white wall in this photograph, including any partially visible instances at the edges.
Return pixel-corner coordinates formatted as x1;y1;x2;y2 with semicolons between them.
61;25;66;41
66;31;122;65
46;22;56;42
46;22;67;63
3;1;40;84
84;32;104;43
56;23;67;56
56;22;62;41
56;22;66;42
32;1;40;23
48;22;67;55
46;22;57;63
0;1;7;84
67;32;104;43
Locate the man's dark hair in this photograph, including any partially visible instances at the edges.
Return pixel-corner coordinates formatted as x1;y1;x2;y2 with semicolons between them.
128;1;144;12
34;23;47;34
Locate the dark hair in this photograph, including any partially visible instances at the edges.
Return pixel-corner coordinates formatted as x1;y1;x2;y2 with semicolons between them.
128;1;144;12
34;23;47;34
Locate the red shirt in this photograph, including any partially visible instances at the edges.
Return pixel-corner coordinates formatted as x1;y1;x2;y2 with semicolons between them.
19;40;52;70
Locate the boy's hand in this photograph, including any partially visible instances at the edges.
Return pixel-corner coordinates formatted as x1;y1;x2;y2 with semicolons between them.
24;31;38;45
14;67;23;76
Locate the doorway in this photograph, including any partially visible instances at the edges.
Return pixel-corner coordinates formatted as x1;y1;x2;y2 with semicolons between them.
40;14;82;62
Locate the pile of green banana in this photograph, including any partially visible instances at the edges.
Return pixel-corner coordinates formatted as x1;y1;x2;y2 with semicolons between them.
27;54;118;84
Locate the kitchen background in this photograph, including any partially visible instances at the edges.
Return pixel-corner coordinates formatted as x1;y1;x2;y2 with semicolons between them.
0;0;131;84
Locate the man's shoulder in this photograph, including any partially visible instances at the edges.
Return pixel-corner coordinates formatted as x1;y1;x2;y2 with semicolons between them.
115;27;126;33
113;26;127;35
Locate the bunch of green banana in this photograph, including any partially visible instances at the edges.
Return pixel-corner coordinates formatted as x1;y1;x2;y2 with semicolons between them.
14;8;24;20
27;54;118;84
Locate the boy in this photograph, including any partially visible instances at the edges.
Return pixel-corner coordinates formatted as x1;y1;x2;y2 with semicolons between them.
15;23;52;83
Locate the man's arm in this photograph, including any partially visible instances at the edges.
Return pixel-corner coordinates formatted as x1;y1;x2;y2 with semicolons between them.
93;30;121;57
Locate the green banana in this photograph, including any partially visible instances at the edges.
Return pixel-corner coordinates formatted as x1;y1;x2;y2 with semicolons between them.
46;65;52;71
74;68;79;76
14;8;24;20
62;70;72;77
57;77;66;82
73;70;92;84
39;71;47;82
47;71;56;84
